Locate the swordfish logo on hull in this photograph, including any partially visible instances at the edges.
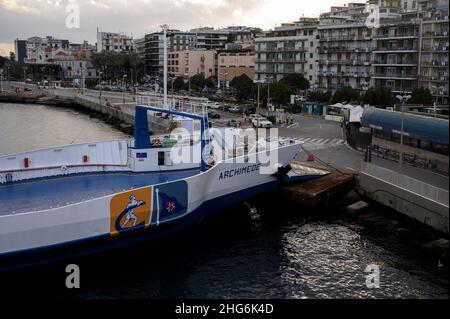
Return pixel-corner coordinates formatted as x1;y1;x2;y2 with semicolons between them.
110;187;153;236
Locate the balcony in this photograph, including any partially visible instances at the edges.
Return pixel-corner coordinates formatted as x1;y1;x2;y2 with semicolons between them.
257;47;307;53
319;35;372;42
373;46;418;52
372;59;417;66
318;46;371;53
422;45;449;52
373;72;417;80
419;75;449;82
421;60;449;67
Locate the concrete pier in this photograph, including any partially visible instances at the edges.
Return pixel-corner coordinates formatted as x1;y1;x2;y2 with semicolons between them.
282;162;356;207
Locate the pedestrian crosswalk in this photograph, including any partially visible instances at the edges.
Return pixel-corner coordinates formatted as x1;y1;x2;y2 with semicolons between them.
291;137;346;150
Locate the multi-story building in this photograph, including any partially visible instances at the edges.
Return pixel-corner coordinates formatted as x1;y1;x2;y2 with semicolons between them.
217;48;255;85
372;20;420;94
134;37;146;60
372;0;449;103
254;17;319;85
223;26;262;49
144;30;196;77
14;39;27;63
69;41;95;54
168;49;216;78
53;51;98;80
418;0;449;104
317;3;373;93
190;27;229;50
24;36;69;64
96;31;133;53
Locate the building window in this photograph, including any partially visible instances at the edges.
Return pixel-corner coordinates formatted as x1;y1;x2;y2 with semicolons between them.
310;53;313;58
310;42;314;47
309;64;313;69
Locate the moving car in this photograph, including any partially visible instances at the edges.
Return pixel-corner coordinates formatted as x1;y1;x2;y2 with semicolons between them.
252;118;273;128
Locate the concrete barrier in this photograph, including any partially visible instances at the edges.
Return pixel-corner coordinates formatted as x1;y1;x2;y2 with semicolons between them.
358;162;449;234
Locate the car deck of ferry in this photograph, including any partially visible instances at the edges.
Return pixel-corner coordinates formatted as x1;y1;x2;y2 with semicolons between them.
0;169;200;216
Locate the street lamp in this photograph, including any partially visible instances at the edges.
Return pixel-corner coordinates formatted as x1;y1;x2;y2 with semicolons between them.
430;84;444;117
0;69;3;93
265;75;273;111
253;79;265;151
98;71;103;101
396;93;411;174
222;70;228;112
122;74;127;104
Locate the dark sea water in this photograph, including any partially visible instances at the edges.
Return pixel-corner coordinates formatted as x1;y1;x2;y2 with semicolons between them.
0;103;448;299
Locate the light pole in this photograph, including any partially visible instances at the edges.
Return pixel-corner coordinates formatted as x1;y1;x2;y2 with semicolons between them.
431;84;443;117
266;75;273;111
396;93;411;174
122;74;127;104
98;71;103;101
253;79;265;151
222;70;228;112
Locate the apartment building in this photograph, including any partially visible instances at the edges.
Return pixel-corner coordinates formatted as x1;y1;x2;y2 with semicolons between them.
53;51;98;80
418;0;449;104
96;31;133;53
218;48;255;85
372;20;420;94
168;50;215;78
144;30;196;77
134;37;146;61
24;36;70;64
372;0;449;103
254;17;319;85
190;27;229;50
317;3;373;93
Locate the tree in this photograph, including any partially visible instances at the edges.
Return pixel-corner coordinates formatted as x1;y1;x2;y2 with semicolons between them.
308;90;331;103
361;86;395;106
171;77;185;91
409;86;434;105
332;86;360;103
269;82;294;105
189;73;206;91
90;51;143;83
279;73;310;91
230;74;256;101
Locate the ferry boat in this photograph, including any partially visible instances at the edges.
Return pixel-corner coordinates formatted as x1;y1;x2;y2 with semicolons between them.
0;102;328;271
0;26;327;271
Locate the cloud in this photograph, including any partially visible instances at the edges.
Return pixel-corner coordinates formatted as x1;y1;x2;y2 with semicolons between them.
0;42;14;57
0;0;366;49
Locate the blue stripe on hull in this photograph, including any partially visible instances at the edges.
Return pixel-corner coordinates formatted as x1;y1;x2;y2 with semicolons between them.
0;174;316;272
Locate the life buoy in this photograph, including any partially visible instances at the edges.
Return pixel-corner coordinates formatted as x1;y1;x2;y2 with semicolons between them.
151;137;162;146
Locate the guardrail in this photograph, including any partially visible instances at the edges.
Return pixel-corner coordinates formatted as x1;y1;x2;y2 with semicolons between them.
360;162;449;206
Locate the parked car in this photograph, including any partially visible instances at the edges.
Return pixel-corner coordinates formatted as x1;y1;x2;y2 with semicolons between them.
252;118;273;128
208;111;221;119
209;103;221;109
228;106;241;113
227;119;238;127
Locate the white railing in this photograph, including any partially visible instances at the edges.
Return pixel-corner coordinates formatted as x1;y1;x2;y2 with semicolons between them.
361;162;449;206
0;140;131;183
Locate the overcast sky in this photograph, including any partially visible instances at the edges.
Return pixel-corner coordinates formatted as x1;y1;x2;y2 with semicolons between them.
0;0;364;56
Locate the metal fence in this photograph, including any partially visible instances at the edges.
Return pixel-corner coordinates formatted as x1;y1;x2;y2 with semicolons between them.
361;162;449;206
